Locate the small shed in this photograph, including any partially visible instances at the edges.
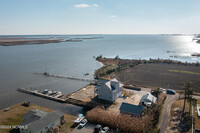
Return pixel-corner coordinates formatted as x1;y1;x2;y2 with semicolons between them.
140;92;157;107
119;102;144;117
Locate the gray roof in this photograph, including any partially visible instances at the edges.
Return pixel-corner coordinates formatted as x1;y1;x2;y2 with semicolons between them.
21;110;64;133
21;109;48;125
104;78;122;91
119;102;144;116
141;92;157;103
54;110;64;118
97;79;109;84
32;109;48;118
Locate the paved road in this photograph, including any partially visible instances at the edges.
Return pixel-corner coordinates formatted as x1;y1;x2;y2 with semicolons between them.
158;93;179;133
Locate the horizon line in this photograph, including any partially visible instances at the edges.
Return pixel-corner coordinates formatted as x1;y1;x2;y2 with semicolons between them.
0;33;198;36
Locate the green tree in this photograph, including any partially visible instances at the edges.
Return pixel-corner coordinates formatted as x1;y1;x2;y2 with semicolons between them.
182;81;194;115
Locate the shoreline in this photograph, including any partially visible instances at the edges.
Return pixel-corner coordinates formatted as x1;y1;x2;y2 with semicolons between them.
96;60;104;66
0;38;81;46
0;36;103;46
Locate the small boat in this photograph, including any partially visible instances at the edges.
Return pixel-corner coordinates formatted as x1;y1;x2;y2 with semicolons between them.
43;72;49;76
84;73;89;76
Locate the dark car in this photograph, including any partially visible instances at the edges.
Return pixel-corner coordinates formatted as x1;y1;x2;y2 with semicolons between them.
167;89;176;95
101;126;109;133
195;128;200;133
94;124;102;133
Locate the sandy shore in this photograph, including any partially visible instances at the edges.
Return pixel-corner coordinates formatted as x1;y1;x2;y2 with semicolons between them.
96;60;104;66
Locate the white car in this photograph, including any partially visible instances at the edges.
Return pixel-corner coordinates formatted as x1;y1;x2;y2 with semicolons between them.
159;88;166;93
75;114;84;123
79;119;88;127
101;126;109;133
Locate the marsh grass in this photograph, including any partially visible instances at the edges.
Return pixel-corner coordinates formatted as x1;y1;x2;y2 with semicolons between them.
169;70;200;75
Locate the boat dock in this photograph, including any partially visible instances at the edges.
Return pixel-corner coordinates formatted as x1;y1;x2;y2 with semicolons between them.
34;72;95;82
17;88;67;103
17;88;97;109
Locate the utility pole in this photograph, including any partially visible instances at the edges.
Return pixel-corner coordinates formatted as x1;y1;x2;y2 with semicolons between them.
192;105;193;133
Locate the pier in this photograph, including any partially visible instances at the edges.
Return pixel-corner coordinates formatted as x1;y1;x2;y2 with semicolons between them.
34;72;95;82
17;88;67;103
17;88;97;109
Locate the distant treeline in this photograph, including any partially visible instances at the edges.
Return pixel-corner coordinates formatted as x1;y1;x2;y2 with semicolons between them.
95;55;200;79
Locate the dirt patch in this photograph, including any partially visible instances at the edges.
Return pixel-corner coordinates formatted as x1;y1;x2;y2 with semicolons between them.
168;99;193;133
108;91;142;114
68;85;96;102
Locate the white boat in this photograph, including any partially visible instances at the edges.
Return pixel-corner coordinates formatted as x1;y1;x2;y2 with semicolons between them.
197;104;200;117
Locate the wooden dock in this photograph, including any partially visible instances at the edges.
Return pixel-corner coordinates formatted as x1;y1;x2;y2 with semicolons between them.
17;88;67;103
34;72;95;82
17;88;97;109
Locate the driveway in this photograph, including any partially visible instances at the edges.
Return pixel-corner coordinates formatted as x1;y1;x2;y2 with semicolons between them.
158;93;179;133
71;123;96;133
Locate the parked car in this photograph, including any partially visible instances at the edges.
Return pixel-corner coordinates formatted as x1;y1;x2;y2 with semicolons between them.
167;89;176;95
159;88;166;93
101;126;109;133
94;124;102;133
74;114;84;123
195;128;200;133
79;119;88;127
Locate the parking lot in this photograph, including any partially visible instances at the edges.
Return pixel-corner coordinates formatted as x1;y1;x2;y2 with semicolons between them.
72;123;96;133
71;123;114;133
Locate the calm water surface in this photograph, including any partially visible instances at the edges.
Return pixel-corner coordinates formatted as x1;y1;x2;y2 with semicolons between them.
0;35;199;114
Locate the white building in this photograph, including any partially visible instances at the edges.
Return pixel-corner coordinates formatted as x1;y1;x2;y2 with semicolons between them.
140;92;157;107
97;78;122;102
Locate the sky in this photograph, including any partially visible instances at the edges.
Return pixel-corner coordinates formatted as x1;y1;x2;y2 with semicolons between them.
0;0;200;35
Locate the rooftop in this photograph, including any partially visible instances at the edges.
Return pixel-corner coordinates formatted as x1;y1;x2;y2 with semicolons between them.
119;102;144;116
141;92;157;103
21;109;64;132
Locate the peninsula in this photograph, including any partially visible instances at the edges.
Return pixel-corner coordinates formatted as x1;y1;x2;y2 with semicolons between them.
0;37;102;46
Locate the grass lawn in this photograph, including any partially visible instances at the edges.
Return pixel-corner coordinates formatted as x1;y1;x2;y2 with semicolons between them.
0;103;76;133
169;70;200;75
